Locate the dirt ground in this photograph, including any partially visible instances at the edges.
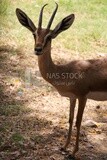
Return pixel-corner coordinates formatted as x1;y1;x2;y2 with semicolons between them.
0;45;107;160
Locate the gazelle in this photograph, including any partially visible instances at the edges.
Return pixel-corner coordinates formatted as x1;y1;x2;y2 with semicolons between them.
16;3;107;157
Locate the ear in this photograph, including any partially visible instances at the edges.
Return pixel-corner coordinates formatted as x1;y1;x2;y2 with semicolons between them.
51;14;75;38
16;8;36;32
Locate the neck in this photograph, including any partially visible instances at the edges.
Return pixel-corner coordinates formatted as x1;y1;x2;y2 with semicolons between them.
38;41;55;81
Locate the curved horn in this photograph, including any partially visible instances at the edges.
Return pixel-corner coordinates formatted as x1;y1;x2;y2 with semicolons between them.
38;4;48;29
47;2;58;30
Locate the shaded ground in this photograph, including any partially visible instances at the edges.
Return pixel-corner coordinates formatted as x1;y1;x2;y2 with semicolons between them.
0;45;107;160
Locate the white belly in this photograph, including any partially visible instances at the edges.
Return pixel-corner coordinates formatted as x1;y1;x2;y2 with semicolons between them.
87;92;107;101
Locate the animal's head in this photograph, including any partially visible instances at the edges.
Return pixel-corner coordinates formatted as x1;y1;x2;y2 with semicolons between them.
16;3;75;55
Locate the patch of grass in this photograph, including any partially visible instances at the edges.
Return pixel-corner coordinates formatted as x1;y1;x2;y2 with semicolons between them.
0;104;22;116
0;126;6;132
31;135;43;144
0;0;10;16
11;132;24;143
0;0;10;31
0;104;33;116
55;0;107;54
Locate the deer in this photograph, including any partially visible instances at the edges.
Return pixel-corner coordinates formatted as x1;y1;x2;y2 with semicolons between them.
16;3;107;157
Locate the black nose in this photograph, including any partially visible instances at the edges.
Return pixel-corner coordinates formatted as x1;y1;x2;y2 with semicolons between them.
35;47;42;53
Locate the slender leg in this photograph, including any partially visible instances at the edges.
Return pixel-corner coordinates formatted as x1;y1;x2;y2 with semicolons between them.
73;97;87;156
63;97;76;151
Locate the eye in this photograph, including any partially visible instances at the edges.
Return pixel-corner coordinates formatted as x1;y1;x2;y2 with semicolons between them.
44;34;51;42
43;34;51;47
33;33;36;38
